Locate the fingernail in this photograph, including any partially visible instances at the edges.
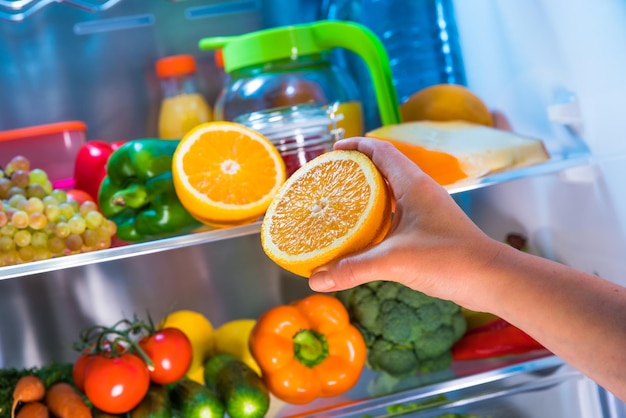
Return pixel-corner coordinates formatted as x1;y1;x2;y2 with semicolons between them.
309;270;336;292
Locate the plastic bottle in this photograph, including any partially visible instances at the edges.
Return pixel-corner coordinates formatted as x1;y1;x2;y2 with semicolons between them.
156;54;213;140
324;0;466;130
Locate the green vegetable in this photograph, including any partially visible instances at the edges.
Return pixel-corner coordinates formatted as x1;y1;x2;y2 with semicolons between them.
169;378;224;418
98;139;200;242
204;353;270;418
130;384;172;418
0;362;74;418
336;281;466;377
203;353;239;391
216;359;269;418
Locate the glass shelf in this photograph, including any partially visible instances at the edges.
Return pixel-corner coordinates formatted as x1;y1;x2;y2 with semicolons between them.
278;352;611;418
0;152;592;282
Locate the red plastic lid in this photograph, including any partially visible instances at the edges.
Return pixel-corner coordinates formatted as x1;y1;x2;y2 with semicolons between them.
156;54;197;78
214;49;224;70
0;121;87;142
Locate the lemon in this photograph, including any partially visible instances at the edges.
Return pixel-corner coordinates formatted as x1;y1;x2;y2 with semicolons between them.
213;319;261;375
159;309;215;377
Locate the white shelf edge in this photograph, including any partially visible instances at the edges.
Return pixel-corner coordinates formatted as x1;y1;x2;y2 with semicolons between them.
0;221;263;281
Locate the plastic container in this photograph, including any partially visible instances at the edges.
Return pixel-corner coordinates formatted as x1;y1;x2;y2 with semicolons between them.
234;103;344;177
324;0;466;130
199;20;402;139
0;120;87;184
156;54;213;139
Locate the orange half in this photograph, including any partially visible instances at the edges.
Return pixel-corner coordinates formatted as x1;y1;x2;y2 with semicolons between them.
172;121;286;226
261;150;392;278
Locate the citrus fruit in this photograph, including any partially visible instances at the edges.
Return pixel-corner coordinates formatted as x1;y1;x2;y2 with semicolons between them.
159;309;215;377
213;319;260;375
172;121;286;226
261;150;392;278
400;84;494;127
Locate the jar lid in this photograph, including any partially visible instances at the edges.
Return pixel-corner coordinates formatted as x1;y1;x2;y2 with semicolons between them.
155;54;197;78
235;103;344;149
237;102;341;132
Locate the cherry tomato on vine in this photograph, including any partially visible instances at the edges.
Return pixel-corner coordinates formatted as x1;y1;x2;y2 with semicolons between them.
72;340;125;392
139;327;193;384
84;353;150;414
72;353;94;392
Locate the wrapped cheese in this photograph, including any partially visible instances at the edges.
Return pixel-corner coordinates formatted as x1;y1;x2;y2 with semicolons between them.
366;121;550;186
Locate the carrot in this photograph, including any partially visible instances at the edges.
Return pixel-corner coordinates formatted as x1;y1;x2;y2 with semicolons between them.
11;375;45;418
44;383;91;418
15;402;49;418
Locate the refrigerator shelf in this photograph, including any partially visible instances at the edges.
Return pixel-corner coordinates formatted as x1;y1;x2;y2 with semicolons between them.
279;353;613;418
0;152;591;281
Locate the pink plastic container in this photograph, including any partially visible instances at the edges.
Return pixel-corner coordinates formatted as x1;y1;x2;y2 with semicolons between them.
0;121;87;184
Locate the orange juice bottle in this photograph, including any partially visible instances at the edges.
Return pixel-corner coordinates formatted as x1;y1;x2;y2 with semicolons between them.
156;55;213;139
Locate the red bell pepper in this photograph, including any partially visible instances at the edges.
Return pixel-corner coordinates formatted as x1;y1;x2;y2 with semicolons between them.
74;140;125;202
452;318;545;360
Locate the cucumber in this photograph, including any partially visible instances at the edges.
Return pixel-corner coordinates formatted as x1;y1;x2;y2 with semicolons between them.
216;360;270;418
130;384;172;418
204;353;239;390
169;378;225;418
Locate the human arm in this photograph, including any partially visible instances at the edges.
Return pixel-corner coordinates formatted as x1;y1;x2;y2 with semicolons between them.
308;136;626;402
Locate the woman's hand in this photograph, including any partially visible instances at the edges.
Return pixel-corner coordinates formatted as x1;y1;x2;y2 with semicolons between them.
308;136;503;309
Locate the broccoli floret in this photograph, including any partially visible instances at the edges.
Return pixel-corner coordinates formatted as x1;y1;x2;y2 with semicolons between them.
414;328;457;359
336;280;466;378
368;339;418;378
418;351;453;374
375;281;401;300
353;294;382;336
397;287;435;309
379;300;424;344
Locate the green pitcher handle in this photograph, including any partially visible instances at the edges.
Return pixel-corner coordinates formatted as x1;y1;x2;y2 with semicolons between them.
310;20;401;126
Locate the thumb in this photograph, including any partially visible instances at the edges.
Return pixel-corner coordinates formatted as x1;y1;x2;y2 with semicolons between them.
309;241;393;292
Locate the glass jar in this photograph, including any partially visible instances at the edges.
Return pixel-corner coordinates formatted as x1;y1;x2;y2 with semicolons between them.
235;103;344;177
215;53;363;140
155;54;213;139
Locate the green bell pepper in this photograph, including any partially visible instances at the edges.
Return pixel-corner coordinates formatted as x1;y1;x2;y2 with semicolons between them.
98;139;200;242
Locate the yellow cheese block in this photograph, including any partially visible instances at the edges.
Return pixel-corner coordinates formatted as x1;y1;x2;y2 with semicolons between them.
366;121;550;186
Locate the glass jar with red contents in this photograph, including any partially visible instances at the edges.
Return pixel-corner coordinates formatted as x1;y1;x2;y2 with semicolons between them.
235;103;344;177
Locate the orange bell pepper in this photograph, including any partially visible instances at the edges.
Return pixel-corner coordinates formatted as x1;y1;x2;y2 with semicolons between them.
249;294;366;404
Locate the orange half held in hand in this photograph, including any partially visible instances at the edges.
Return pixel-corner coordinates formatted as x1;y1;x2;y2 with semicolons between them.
261;150;392;278
172;121;286;227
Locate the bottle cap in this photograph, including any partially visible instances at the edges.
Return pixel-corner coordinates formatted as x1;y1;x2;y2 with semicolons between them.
155;55;197;78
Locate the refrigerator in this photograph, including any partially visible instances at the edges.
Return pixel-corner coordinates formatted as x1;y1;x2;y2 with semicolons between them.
0;0;625;416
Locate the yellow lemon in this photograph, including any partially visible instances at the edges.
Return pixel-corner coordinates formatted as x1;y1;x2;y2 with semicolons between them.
213;319;260;375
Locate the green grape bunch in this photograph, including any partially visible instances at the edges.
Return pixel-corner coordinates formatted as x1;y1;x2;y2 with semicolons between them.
0;155;117;267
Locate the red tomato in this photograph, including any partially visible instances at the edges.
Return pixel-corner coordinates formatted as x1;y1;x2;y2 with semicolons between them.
139;327;193;384
72;353;94;392
84;353;150;414
66;188;96;205
72;341;124;392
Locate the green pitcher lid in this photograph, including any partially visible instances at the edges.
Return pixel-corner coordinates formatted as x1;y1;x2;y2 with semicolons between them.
199;23;325;74
199;20;401;126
